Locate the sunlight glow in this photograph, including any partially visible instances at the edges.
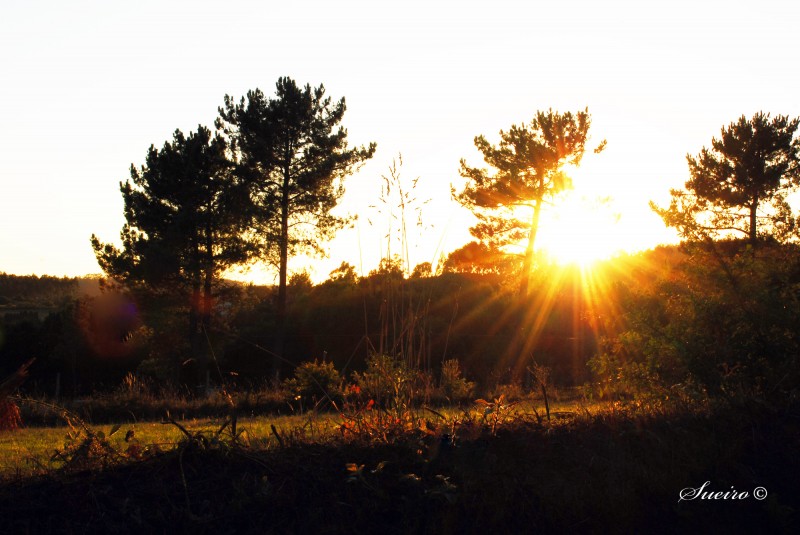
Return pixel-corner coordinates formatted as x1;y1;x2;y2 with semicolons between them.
527;159;627;268
531;153;679;270
537;192;623;267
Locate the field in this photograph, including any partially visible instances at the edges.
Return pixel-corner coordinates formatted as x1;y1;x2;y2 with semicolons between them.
0;397;578;477
1;396;798;533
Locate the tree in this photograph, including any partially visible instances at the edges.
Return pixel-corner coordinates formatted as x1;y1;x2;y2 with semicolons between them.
410;262;433;278
454;109;602;294
326;261;358;286
442;241;518;275
653;112;800;247
91;126;254;383
217;77;376;373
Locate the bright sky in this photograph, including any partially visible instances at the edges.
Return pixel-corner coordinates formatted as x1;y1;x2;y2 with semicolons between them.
2;0;799;283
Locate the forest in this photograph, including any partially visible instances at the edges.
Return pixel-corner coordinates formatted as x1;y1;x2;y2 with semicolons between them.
1;78;799;533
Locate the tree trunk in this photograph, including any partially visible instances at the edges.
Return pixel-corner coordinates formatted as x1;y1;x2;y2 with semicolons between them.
273;152;291;380
521;199;543;295
189;281;202;388
200;228;213;391
749;197;758;247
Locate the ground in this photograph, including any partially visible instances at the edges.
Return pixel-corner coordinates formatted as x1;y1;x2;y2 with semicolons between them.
0;401;797;533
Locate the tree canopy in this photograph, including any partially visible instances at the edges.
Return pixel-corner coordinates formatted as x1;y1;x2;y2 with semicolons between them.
92;125;253;287
652;112;800;246
455;109;602;293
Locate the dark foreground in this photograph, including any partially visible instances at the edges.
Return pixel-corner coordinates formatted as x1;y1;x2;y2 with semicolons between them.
1;403;798;534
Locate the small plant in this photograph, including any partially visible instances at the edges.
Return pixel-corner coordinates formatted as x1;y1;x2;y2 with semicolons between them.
339;355;428;443
284;359;343;410
51;424;124;471
528;363;553;421
163;412;249;451
0;358;34;431
439;359;474;403
475;394;519;435
48;407;157;471
489;382;527;403
0;399;23;431
116;372;155;400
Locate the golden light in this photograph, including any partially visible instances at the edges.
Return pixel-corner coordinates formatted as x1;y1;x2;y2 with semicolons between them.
532;153;678;270
530;156;628;269
537;192;623;268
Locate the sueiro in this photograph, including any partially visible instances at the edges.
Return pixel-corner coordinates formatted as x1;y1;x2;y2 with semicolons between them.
678;481;768;502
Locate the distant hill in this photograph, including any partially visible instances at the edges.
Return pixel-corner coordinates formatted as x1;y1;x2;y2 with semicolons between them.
0;273;103;309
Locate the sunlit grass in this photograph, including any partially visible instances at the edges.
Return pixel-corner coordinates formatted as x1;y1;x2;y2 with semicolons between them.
0;413;353;477
0;397;605;477
0;421;184;476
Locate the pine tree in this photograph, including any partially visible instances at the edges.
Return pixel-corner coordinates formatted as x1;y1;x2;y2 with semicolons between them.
91;126;254;383
217;77;376;375
653;112;800;247
455;109;602;294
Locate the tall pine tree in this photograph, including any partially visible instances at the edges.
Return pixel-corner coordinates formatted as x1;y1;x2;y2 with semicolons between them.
217;77;376;376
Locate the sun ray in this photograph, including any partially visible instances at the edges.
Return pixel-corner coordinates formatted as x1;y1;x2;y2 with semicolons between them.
536;191;624;267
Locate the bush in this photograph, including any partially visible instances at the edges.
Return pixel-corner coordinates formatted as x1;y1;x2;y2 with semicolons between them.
588;242;800;405
284;360;343;409
352;354;415;411
439;359;474;402
0;400;22;431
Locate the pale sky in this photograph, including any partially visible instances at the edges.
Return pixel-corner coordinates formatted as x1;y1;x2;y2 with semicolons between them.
2;0;799;282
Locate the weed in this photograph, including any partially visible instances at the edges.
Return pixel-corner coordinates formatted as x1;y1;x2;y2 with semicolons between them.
474;394;519;435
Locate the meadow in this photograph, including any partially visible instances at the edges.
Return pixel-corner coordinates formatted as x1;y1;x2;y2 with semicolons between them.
0;389;580;478
0;386;798;533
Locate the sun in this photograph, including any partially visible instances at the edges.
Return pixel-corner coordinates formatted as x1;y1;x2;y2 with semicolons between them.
531;153;679;268
536;192;624;267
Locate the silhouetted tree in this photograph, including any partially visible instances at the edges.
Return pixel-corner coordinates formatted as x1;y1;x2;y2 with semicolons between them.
455;109;603;293
217;77;376;375
410;262;433;278
652;112;800;247
368;256;405;279
91;126;254;383
443;241;518;275
325;261;358;285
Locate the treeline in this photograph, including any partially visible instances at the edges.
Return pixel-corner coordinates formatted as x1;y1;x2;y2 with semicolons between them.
4;238;800;407
0;256;598;396
0;273;86;308
227;263;596;389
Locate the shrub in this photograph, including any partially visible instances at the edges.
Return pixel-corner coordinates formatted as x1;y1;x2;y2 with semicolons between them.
439;359;474;402
284;360;343;409
588;242;800;405
352;354;415;411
